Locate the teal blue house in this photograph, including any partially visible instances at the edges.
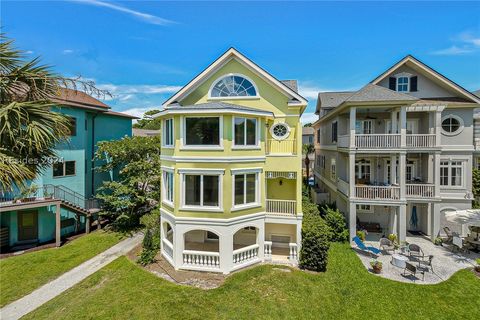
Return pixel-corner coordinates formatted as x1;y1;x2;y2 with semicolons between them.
0;89;136;251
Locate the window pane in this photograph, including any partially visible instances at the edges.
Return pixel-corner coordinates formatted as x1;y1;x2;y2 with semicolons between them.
185;175;201;206
185;118;220;145
234;118;245;145
440;167;448;186
234;174;244;205
203;175;219;206
65;161;75;176
53;162;64;177
246;174;256;203
451;167;462;186
246;119;256;145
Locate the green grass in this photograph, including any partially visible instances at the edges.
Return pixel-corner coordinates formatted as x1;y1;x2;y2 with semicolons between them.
0;230;124;307
23;243;480;320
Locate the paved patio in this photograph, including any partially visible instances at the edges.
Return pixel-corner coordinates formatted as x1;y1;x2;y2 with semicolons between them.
354;235;479;284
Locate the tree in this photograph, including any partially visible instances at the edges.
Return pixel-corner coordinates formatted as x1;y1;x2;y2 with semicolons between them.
302;143;315;179
0;33;107;190
473;168;480;208
303;123;312;127
95;135;161;230
133;109;162;130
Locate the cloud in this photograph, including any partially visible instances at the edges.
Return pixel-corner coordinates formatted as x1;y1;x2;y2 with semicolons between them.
25;50;34;54
431;30;480;56
69;0;175;25
120;106;160;120
431;46;473;56
62;49;74;54
297;84;321;100
95;83;182;97
301;112;318;125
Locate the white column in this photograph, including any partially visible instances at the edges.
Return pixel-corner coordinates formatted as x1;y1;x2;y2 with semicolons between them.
427;203;432;236
398;204;407;242
173;224;184;270
349;201;356;242
390;154;397;185
296;219;302;252
434;110;442;147
350;107;356;148
391;109;398;134
399;153;406;199
257;224;265;261
433;152;441;198
400;106;407;148
431;202;440;241
220;231;233;274
349;152;355;197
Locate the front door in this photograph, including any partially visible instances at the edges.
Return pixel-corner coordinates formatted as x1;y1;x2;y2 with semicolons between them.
18;210;38;241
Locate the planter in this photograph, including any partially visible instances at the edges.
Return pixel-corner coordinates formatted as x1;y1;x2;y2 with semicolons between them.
20;197;36;203
372;266;382;274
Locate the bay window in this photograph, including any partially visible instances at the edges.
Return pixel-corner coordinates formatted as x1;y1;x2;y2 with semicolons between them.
184;117;220;146
234;117;257;146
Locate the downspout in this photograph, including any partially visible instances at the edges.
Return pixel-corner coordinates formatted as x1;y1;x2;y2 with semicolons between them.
91;112;98;196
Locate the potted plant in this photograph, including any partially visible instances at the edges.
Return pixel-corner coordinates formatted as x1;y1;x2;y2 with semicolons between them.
18;184;38;203
357;230;366;242
434;237;443;246
370;260;383;274
44;190;53;200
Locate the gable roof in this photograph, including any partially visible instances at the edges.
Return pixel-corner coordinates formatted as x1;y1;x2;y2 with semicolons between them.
51;88;110;110
474;89;480;98
371;55;480;104
162;47;308;107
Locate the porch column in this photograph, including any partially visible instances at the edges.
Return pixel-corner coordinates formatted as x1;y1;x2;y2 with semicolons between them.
434;110;442;147
399;153;406;199
85;215;90;234
349;107;356;148
390;154;397;185
431;202;440;241
349;201;356;242
220;232;233;274
349;152;355;197
391;109;398;134
433;152;441;198
173;224;184;270
257;224;265;261
427;203;432;236
398;204;407;242
400;106;407;148
55;203;61;247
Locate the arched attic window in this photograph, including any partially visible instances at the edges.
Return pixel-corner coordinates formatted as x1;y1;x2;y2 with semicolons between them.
209;74;258;98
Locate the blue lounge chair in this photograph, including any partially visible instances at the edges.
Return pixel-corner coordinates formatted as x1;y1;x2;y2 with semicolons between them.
353;236;381;256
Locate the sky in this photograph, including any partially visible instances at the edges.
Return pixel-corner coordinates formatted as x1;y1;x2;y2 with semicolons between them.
2;1;480;123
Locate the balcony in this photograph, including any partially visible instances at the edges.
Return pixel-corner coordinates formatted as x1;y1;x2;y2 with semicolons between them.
355;185;400;200
337;134;437;149
406;183;435;198
266;139;297;155
266;199;296;215
406;134;436;148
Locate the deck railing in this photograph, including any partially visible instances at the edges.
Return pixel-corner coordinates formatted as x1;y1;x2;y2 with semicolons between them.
266;139;297;155
264;241;272;259
406;184;435;198
233;244;260;267
406;134;436;148
356;134;401;149
355;185;400;200
162;238;174;261
266;199;296;215
289;243;298;261
182;250;220;271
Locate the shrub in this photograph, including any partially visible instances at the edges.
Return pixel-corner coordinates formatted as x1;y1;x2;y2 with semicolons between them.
137;210;161;266
388;233;397;244
356;230;366;242
324;207;348;242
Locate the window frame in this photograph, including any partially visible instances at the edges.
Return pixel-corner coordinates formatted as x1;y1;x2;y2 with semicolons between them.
179;169;224;212
231;168;261;211
439;160;464;188
161;167;174;207
208;73;259;100
355;160;371;182
357;204;373;213
441;114;464;136
163;118;174;148
397;76;410;92
330;158;336;181
270;122;291;141
355;120;374;135
232;117;260;149
52;160;76;178
331;121;338;143
181;116;224;150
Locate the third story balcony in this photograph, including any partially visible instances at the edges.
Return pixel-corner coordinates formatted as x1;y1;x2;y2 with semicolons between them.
337;133;436;149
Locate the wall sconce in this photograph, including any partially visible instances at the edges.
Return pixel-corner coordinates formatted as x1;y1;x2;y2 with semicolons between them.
279;179;283;186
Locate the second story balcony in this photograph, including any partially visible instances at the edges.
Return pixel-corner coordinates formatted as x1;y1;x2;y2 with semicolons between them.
338;133;436;149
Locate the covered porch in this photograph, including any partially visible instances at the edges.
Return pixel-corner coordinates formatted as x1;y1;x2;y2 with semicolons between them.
265;171;298;216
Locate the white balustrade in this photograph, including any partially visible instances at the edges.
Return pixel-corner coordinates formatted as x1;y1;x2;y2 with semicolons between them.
264;241;272;259
337;178;349;197
289;243;298;261
355;134;400;149
355;185;400;200
266;199;296;215
182;250;220;270
162;238;174;261
406;184;435;198
233;244;260;266
406;134;436;148
337;135;350;148
267;139;296;155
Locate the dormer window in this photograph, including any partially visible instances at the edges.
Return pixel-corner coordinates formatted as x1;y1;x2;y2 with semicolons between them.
397;77;409;92
209;74;258;98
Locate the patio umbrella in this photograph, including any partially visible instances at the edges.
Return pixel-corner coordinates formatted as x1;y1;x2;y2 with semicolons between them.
444;210;480;226
409;206;418;229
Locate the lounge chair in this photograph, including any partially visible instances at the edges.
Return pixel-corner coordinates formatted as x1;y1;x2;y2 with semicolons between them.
353;236;381;256
379;238;395;254
403;262;425;281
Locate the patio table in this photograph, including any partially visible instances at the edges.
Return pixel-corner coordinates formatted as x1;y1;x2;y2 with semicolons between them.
391;254;409;268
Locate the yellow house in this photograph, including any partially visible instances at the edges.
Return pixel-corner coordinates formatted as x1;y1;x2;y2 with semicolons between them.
154;48;307;274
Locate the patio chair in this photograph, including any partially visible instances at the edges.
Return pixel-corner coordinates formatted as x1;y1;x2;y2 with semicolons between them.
379;238;395;254
353;236;381;256
408;244;425;260
417;255;434;272
403;262;425;281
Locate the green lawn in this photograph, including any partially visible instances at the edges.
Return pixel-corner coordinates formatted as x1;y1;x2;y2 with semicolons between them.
23;243;480;320
0;230;123;307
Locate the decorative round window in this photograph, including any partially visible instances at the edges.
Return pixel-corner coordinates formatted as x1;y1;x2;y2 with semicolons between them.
441;115;463;136
210;74;257;97
270;123;290;140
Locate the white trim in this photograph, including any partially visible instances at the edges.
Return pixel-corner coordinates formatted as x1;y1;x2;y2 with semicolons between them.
178;168;225;174
162;118;174;147
208;73;259;99
230;167;263;174
180;172;223;211
154;108;273;118
439;159;465;189
160;208;267;225
162;48;308;107
162;170;175;207
181;115;224;150
441;114;464;136
161;155;266;163
232;116;260;148
231;170;261;211
270;122;291;141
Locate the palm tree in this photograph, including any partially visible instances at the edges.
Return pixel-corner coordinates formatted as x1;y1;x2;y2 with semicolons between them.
0;34;107;190
303;143;315;180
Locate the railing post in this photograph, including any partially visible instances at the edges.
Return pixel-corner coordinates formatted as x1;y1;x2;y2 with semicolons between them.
349;107;356;148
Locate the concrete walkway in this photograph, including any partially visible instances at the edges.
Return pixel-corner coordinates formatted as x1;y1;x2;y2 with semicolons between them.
0;233;142;320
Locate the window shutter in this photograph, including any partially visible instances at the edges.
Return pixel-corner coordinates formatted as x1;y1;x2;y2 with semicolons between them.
389;77;396;90
410;76;418;92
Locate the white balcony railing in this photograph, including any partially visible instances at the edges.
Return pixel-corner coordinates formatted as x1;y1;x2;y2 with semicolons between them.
266;139;297;155
162;238;174;261
337;178;349;196
182;250;220;271
355;185;400;200
406;184;435;198
233;244;260;267
266;199;296;215
356;134;401;149
406;134;436;148
264;241;272;259
289;243;298;261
